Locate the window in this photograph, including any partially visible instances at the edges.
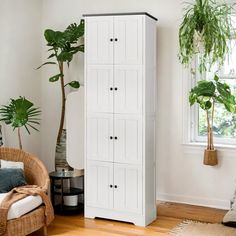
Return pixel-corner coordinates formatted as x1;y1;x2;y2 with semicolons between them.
191;39;236;145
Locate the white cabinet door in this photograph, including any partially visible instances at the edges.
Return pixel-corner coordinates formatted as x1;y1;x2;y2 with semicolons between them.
114;16;143;65
113;163;142;214
114;65;143;114
86;114;113;162
86;16;113;64
86;161;113;209
86;65;113;113
114;114;142;165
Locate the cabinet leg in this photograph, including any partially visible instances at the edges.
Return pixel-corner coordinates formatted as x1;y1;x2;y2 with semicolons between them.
133;219;146;227
84;213;96;220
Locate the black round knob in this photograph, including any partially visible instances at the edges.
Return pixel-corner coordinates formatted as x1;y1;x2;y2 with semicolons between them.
114;87;118;91
110;38;113;41
110;87;113;91
110;136;113;139
110;185;113;188
114;185;117;188
115;38;118;41
114;137;118;140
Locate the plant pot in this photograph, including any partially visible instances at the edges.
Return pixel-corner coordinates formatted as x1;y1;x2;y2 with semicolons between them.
204;149;217;166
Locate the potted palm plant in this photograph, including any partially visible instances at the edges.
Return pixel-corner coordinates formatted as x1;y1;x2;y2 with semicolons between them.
0;97;41;149
37;20;84;170
179;0;236;165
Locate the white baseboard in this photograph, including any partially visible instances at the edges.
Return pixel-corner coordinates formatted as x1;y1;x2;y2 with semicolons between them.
157;192;230;210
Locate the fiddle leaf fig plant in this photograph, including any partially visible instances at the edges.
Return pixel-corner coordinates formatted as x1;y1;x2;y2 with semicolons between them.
179;0;234;72
189;75;236;150
0;97;41;149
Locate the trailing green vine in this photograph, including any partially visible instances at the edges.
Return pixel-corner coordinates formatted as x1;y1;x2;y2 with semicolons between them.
179;0;235;72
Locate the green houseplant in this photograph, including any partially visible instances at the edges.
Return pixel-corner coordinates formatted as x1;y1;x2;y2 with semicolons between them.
189;75;236;165
179;0;236;165
179;0;234;72
37;20;84;170
0;97;41;149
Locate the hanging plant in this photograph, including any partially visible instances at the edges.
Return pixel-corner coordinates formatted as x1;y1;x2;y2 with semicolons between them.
179;0;235;72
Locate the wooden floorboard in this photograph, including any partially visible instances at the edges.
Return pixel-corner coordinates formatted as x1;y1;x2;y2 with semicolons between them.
31;202;227;236
157;202;227;223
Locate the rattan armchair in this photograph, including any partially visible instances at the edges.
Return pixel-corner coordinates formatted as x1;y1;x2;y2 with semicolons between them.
0;147;53;236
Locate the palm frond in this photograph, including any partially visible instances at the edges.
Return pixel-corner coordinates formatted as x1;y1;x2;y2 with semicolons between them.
0;97;41;134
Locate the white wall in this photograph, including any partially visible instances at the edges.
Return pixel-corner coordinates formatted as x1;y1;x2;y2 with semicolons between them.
2;0;235;209
0;0;42;157
40;0;236;209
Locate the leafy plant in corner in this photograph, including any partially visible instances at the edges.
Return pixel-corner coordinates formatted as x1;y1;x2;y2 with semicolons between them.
179;0;234;72
190;75;236;154
0;97;41;149
37;20;84;169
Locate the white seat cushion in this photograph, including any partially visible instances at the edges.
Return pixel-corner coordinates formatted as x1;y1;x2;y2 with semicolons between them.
0;193;43;220
0;160;24;169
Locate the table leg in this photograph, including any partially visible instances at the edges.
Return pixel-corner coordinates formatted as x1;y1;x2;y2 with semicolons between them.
50;179;55;207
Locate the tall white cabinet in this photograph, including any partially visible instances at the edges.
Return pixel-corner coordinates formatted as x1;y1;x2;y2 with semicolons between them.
84;12;157;226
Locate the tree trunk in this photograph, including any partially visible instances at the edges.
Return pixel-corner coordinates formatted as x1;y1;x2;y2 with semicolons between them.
57;61;66;144
206;110;210;150
18;128;22;150
55;61;72;171
210;101;215;150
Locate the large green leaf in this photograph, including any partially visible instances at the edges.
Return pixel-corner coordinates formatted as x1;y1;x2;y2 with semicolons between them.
49;73;62;82
65;81;80;88
44;29;56;43
192;80;215;97
57;51;73;62
0;97;41;134
189;76;236;114
64;20;85;42
199;100;212;110
36;61;57;70
44;29;64;47
70;45;84;53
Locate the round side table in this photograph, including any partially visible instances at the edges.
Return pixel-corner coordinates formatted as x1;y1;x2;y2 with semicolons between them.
49;170;84;215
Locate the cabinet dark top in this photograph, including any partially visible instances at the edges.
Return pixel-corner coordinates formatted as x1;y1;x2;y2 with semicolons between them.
83;12;158;21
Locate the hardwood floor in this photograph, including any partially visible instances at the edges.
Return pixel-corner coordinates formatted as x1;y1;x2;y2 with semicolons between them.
32;202;227;236
157;202;227;224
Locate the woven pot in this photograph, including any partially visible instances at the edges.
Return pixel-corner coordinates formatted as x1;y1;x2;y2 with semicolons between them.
204;149;217;166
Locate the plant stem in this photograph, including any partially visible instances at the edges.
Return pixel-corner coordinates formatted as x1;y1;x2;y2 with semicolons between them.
210;100;215;150
18;128;22;150
57;61;66;144
206;110;210;150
